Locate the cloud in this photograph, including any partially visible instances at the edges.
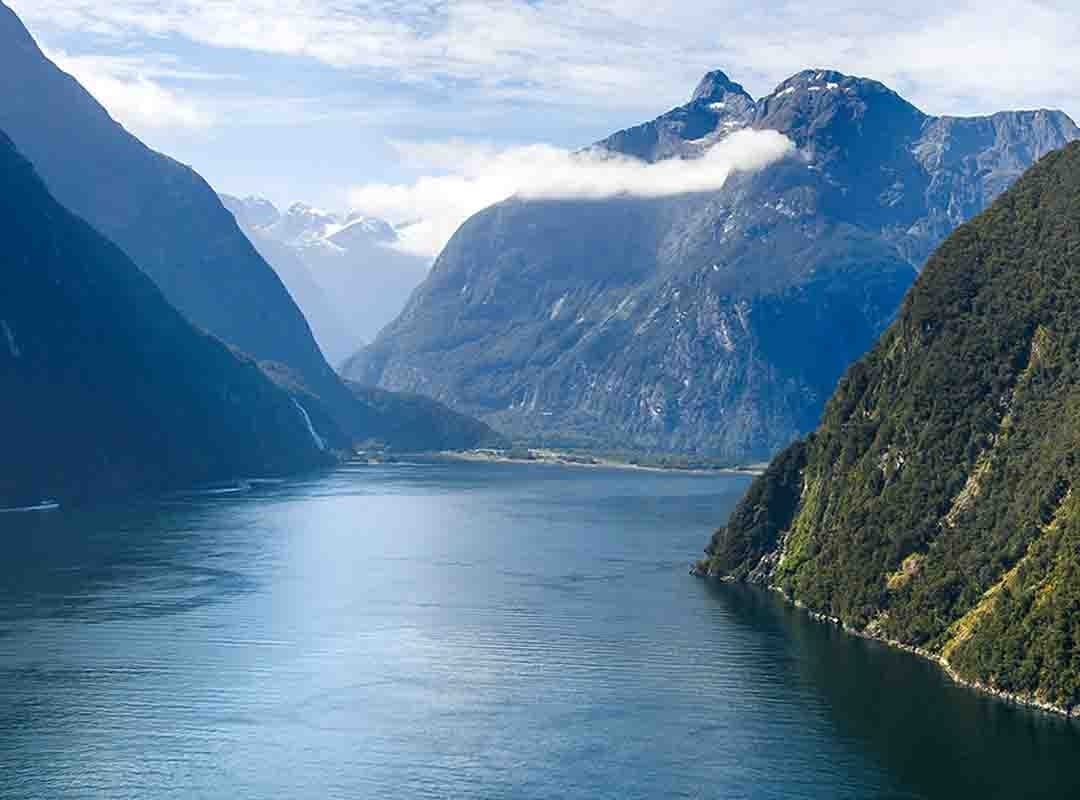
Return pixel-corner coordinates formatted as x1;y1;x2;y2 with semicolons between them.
15;0;1080;226
43;49;214;131
348;130;794;257
14;0;1080;121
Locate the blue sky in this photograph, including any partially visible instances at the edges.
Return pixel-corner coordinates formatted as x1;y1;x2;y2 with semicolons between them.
12;0;1080;256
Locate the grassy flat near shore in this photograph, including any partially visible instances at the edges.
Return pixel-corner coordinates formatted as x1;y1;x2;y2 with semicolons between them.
364;448;767;475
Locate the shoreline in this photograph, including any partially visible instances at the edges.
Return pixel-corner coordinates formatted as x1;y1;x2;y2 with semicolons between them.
424;448;766;476
693;570;1080;720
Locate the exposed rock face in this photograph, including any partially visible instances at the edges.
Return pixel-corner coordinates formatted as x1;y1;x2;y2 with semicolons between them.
700;142;1080;714
0;132;339;506
346;68;1078;460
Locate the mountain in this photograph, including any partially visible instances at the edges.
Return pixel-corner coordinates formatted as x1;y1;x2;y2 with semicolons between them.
0;2;326;386
220;195;356;364
698;142;1080;715
223;196;430;365
346;69;1079;460
0;1;496;453
347;383;508;453
0;131;340;507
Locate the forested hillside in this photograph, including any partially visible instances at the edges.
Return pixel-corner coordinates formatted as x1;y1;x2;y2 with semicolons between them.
699;142;1080;713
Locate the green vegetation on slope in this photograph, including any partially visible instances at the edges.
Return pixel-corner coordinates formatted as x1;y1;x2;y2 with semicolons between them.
700;142;1080;712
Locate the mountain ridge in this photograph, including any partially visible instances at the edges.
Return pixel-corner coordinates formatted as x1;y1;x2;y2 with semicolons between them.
0;130;340;507
346;67;1079;460
0;0;497;454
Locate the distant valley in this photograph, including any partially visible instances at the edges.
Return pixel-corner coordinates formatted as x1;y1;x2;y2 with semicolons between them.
221;196;431;366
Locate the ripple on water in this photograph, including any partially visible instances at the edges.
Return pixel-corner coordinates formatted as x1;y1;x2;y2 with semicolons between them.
0;463;1078;799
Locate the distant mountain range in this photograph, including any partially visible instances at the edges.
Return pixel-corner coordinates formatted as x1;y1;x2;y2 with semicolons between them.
699;141;1080;716
0;0;501;501
0;131;340;506
221;196;430;365
346;69;1079;461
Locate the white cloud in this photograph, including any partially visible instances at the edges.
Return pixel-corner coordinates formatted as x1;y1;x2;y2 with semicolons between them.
43;49;214;131
13;0;1080;120
14;0;1080;226
348;130;794;257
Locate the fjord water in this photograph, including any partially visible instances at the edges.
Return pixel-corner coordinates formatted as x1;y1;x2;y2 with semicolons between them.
2;462;1078;799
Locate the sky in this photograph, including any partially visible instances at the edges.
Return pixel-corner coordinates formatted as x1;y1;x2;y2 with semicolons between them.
12;0;1080;257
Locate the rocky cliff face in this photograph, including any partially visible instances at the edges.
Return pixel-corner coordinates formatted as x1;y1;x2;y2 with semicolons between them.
346;69;1078;460
700;142;1080;714
0;132;339;507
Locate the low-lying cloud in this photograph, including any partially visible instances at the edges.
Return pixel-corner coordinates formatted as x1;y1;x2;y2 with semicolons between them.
348;129;793;258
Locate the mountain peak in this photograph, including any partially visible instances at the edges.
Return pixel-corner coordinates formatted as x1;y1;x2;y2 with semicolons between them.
220;194;281;229
767;69;906;105
286;202;336;219
334;215;397;243
691;70;751;104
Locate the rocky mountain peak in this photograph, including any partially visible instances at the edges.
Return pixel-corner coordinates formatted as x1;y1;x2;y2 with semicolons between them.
762;69;914;112
690;70;753;105
221;194;281;230
754;68;926;165
596;69;756;161
330;215;397;247
270;203;341;243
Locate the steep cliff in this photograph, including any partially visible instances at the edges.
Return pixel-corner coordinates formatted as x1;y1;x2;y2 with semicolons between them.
0;133;338;506
700;142;1080;714
0;1;498;454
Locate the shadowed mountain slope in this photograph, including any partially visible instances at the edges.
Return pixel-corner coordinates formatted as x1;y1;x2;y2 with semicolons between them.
0;132;338;506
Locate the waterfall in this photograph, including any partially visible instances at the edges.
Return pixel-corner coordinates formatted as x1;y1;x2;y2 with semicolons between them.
292;399;327;451
1;319;20;358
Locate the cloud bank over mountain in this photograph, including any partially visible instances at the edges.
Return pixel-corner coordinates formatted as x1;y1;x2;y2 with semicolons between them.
349;130;793;257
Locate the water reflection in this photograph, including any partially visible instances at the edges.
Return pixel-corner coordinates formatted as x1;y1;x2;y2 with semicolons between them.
706;582;1080;799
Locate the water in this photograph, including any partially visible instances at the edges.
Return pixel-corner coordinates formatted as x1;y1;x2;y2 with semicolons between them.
1;461;1078;799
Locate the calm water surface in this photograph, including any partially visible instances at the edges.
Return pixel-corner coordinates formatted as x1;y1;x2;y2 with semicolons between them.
2;461;1079;798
